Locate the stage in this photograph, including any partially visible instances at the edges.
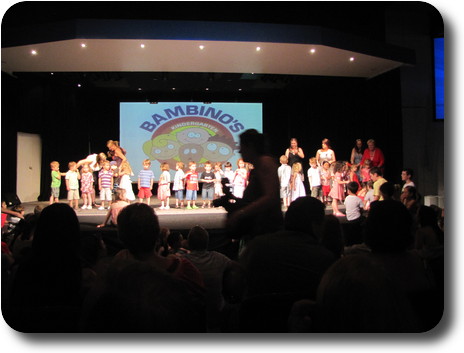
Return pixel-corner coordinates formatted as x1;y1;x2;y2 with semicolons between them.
18;198;348;257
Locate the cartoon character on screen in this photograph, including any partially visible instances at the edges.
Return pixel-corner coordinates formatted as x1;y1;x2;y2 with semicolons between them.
176;127;211;145
142;133;180;168
201;135;237;163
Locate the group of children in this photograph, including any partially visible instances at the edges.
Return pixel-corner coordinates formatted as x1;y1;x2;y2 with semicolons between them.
49;157;253;211
278;155;376;218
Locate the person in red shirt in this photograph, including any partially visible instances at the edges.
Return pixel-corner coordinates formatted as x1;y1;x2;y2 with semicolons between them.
184;161;199;209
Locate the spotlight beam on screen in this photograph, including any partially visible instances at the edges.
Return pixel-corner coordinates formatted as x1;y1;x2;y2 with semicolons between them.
120;102;263;179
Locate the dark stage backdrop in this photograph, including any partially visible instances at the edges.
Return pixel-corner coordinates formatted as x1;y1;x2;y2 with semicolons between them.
1;70;403;201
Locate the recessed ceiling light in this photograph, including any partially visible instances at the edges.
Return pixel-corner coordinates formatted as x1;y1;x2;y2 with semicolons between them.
205;88;209;91
31;50;38;55
172;87;176;90
256;46;261;51
138;87;142;91
81;43;87;48
310;48;316;54
77;84;82;88
350;57;355;62
140;44;145;49
199;45;205;50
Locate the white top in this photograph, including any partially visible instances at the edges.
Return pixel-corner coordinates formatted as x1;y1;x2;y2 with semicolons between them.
402;181;416;191
278;164;292;188
307;166;321;188
344;195;364;221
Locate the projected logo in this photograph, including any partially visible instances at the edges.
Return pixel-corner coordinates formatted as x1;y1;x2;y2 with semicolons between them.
142;117;239;171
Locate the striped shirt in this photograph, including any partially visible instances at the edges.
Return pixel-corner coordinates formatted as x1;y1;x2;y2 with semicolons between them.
99;169;113;188
138;169;155;188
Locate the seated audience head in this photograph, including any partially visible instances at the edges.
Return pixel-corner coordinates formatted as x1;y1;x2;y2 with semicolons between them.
365;200;413;253
167;231;184;250
284;196;325;237
321;215;344;259
117;203;160;259
401;168;414;181
187;225;209;251
314;253;418;332
379;182;395;200
32;203;80;257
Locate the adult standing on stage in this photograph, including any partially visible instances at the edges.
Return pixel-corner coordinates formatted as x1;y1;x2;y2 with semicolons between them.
316;138;336;166
285;138;305;167
106;140;127;167
350;139;364;167
360;139;385;171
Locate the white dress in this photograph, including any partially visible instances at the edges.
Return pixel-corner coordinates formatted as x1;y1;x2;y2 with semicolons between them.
291;173;306;202
119;174;135;201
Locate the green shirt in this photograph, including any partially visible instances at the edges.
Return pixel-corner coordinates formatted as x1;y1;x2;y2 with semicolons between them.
51;170;61;187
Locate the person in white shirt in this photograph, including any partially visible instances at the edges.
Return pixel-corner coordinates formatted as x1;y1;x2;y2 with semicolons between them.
277;155;292;208
307;157;322;201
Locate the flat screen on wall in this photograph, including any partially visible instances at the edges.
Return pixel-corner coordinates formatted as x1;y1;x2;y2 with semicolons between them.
120;102;263;177
434;37;444;120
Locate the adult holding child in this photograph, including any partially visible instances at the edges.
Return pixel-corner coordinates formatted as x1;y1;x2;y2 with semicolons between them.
285;138;305;167
316;138;336;167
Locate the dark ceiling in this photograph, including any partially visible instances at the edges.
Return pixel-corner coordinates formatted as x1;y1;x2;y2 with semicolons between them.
2;1;443;96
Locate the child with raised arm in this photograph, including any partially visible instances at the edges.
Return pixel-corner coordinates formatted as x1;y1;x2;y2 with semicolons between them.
98;161;114;210
200;161;216;208
65;161;81;210
307;157;322;202
49;161;66;204
138;159;155;205
278;155;291;208
184;161;199;209
173;162;185;208
80;163;95;209
157;162;171;209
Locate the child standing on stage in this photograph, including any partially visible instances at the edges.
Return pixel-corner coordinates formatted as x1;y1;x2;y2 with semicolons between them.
329;161;350;217
173;162;185;208
307;157;322;202
49;161;65;204
200;161;216;208
65;161;80;210
320;160;332;204
98;161;114;210
118;160;136;202
157;162;171;209
348;163;361;190
290;162;306;202
138;159;155;205
185;161;199;209
223;161;234;195
80;163;95;209
213;162;224;198
232;158;248;199
278;155;292;208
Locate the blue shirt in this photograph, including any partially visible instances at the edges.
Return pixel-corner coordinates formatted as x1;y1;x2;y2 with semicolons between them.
138;169;155;188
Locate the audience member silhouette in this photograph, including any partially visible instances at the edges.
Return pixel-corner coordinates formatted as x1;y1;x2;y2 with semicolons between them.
5;203;83;332
80;259;206;332
364;200;439;331
183;225;243;331
289;253;419;332
238;196;336;332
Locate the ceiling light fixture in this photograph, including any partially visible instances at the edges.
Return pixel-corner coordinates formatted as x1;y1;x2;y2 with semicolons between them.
310;48;316;54
30;50;37;55
140;44;145;48
199;45;205;50
81;43;87;48
350;57;355;62
256;46;261;51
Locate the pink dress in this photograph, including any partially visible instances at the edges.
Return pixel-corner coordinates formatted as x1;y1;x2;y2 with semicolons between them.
80;172;94;193
329;172;345;200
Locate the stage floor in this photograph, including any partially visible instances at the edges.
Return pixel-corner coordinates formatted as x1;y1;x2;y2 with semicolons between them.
20;197;347;231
